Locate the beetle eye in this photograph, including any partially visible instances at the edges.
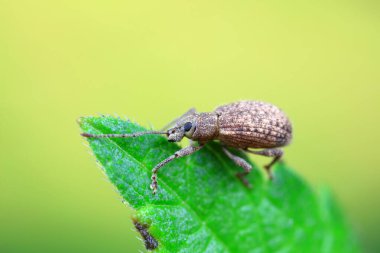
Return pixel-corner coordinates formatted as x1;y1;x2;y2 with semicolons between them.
184;122;192;132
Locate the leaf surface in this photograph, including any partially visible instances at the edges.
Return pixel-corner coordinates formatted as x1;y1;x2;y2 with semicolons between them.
79;116;358;253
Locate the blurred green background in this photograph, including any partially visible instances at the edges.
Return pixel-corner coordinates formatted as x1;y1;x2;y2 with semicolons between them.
0;0;379;252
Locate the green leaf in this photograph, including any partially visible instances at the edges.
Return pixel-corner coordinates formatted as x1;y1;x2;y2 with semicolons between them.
79;116;359;253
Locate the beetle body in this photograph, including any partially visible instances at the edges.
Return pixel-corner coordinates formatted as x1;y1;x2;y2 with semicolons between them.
216;101;292;148
173;101;292;148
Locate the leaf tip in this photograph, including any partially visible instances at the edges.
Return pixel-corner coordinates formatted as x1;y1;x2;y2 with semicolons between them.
77;116;92;127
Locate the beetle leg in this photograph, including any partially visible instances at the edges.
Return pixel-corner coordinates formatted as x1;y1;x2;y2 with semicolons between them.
150;143;204;195
244;148;283;180
222;147;253;188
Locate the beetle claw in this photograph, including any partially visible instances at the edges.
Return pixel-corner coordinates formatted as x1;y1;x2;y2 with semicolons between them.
236;173;253;189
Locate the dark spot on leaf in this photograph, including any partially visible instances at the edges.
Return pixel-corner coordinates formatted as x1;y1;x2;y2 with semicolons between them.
133;219;158;250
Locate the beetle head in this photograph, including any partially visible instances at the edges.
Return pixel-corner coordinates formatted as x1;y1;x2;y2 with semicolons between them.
167;115;197;142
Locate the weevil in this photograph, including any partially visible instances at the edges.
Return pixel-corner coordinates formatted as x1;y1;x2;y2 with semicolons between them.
81;101;293;194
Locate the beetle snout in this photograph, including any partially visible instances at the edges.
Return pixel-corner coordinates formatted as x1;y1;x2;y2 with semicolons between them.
167;127;184;142
167;134;178;142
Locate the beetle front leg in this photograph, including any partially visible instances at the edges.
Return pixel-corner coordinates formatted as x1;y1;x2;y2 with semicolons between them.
150;144;204;195
245;148;283;180
222;147;253;188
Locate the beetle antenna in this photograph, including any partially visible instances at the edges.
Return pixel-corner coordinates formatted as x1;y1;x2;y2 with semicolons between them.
81;130;167;138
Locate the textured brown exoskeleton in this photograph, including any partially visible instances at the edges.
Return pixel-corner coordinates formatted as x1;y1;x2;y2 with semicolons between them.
81;101;292;194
